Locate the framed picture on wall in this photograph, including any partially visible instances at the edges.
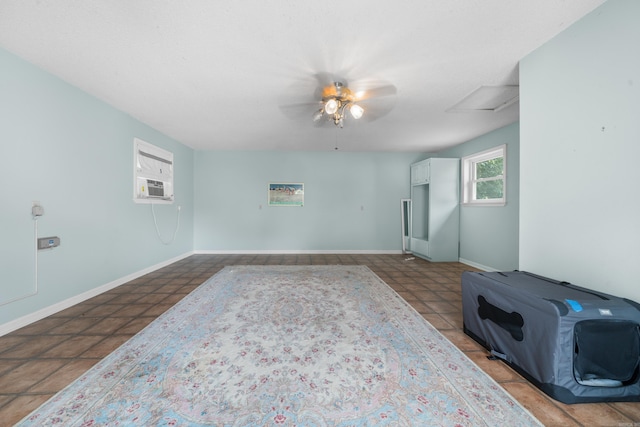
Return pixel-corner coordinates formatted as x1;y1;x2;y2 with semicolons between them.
268;183;304;207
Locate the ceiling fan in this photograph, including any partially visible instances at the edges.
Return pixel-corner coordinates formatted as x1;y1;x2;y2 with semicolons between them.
279;73;397;128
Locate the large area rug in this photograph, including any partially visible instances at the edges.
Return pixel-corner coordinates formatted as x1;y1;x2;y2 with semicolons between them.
19;266;541;426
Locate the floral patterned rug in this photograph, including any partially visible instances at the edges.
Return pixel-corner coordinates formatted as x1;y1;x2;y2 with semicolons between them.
18;266;541;426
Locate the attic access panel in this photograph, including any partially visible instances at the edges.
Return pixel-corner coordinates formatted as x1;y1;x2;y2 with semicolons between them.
448;85;519;112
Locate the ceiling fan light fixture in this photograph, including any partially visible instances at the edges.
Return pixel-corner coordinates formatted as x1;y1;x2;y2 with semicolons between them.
312;109;324;122
324;98;339;115
279;75;397;130
349;104;364;119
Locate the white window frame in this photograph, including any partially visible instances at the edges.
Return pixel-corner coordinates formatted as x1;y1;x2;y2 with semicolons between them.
462;144;506;206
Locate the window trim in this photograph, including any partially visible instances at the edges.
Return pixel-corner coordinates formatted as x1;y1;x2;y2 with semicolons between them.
462;144;506;206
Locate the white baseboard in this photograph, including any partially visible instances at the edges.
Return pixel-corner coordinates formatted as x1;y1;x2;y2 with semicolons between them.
458;258;496;272
194;249;403;255
0;251;194;337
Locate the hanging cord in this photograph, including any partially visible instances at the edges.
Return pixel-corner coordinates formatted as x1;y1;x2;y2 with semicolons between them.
34;216;38;294
334;127;339;151
151;203;181;245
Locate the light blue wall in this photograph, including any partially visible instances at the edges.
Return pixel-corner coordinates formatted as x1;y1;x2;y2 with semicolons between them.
439;123;519;271
0;48;194;326
194;151;424;251
520;0;640;301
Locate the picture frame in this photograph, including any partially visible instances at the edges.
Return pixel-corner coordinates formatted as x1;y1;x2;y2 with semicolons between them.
268;183;304;207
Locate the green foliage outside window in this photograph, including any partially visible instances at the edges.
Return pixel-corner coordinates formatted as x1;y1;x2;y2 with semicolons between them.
475;158;504;199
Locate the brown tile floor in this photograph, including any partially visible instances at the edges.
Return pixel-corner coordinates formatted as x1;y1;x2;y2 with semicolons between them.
1;254;639;426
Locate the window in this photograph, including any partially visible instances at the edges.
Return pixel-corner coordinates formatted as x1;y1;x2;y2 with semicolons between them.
462;145;506;206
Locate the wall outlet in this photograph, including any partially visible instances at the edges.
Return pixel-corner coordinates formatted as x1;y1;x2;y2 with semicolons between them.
38;236;60;250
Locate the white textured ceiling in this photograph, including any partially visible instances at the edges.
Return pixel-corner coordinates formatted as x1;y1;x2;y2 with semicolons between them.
0;0;605;152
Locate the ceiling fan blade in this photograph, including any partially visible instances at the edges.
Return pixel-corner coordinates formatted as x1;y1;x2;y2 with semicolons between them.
350;80;397;101
278;75;323;120
358;84;397;101
353;95;397;123
347;79;397;123
312;71;338;88
279;101;323;120
278;71;342;118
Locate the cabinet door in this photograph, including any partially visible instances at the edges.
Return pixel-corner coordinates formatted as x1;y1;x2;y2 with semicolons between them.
410;237;429;258
411;160;430;185
410;164;420;184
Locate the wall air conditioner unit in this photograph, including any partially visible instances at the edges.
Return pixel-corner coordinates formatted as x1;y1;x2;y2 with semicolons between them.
133;138;174;204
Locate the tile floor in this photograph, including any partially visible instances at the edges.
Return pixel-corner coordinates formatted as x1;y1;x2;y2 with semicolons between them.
1;254;639;426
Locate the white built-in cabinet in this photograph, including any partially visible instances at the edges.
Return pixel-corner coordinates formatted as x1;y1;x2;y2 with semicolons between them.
409;158;460;262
